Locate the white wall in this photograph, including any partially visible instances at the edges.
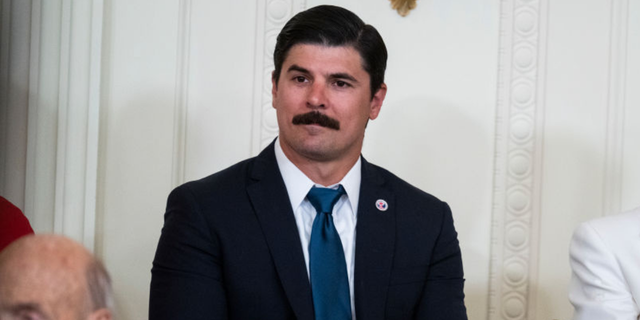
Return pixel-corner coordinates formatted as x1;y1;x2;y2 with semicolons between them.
1;0;639;319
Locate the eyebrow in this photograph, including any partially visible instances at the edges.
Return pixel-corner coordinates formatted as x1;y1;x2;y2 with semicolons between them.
286;64;359;84
329;72;359;84
287;64;310;75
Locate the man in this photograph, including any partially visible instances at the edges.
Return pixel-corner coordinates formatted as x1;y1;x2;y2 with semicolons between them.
0;234;113;320
569;206;640;319
150;5;467;320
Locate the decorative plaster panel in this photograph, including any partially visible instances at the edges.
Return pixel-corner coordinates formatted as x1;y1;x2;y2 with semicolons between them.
0;0;32;211
171;0;191;187
24;0;104;251
489;0;548;319
0;0;11;198
603;0;629;216
83;0;104;250
251;0;306;155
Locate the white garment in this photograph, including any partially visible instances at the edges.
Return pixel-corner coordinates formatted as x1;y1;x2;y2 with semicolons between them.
274;138;360;319
569;206;640;320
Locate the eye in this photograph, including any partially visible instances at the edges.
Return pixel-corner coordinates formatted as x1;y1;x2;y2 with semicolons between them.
335;80;350;88
15;311;46;320
294;76;307;83
6;310;48;320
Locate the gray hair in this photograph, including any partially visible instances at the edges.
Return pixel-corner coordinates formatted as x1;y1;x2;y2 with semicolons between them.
86;258;113;311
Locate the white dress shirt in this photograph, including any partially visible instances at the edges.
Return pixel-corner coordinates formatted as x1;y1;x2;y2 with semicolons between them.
274;138;360;319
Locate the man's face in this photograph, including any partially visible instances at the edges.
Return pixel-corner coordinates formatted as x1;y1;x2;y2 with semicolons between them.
272;44;386;164
0;238;93;320
0;279;59;320
0;264;85;320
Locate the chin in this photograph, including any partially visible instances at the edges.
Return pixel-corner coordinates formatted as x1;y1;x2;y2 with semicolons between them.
296;144;337;161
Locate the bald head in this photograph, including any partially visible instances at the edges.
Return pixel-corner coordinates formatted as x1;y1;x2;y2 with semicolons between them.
0;235;112;320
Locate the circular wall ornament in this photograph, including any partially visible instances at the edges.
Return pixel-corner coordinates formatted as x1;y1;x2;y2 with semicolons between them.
510;116;534;143
513;44;536;71
509;151;532;178
512;82;534;107
263;106;279;131
507;187;530;215
506;223;528;250
515;8;537;36
503;296;525;319
504;258;528;286
267;0;291;23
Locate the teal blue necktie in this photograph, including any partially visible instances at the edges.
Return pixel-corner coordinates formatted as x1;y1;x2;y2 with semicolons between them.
307;185;351;320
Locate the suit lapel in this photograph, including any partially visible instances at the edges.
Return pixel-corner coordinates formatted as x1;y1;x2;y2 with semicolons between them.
246;143;314;320
354;158;396;320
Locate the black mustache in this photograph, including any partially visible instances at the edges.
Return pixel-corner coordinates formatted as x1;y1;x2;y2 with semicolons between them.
292;111;340;130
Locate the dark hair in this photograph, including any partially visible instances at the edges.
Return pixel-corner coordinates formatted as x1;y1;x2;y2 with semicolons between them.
273;5;387;99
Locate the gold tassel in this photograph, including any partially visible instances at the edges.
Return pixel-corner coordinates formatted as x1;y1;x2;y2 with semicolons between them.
389;0;417;17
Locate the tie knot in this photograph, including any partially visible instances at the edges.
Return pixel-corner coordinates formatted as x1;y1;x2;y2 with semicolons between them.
307;185;346;214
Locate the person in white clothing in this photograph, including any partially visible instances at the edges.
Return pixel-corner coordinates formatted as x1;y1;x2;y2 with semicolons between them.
569;206;640;320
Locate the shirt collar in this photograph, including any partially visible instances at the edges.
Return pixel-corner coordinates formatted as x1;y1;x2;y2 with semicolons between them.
274;137;361;214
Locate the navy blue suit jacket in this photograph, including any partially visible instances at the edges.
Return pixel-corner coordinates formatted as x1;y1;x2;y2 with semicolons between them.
150;142;467;319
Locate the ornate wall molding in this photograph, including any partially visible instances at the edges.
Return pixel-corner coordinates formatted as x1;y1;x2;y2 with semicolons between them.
24;0;43;228
83;0;104;250
171;0;192;187
24;0;104;251
25;0;59;236
0;0;13;200
53;0;73;243
251;0;306;156
602;0;629;216
488;0;548;319
0;0;32;208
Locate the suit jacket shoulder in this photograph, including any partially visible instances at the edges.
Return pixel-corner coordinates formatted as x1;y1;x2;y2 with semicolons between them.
177;156;255;198
356;158;467;320
569;207;640;320
577;207;640;242
362;160;449;212
151;144;313;320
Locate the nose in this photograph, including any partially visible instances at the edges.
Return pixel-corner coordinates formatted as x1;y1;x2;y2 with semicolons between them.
306;81;326;109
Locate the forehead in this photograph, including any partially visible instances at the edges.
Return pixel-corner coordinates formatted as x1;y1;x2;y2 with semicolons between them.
0;282;55;319
282;44;366;74
0;269;85;320
0;244;90;319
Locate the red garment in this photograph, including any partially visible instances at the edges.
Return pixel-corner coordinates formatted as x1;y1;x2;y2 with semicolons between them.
0;196;34;252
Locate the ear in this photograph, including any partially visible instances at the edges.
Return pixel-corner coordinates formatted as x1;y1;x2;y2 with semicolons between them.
368;83;387;120
88;308;112;320
271;71;278;108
